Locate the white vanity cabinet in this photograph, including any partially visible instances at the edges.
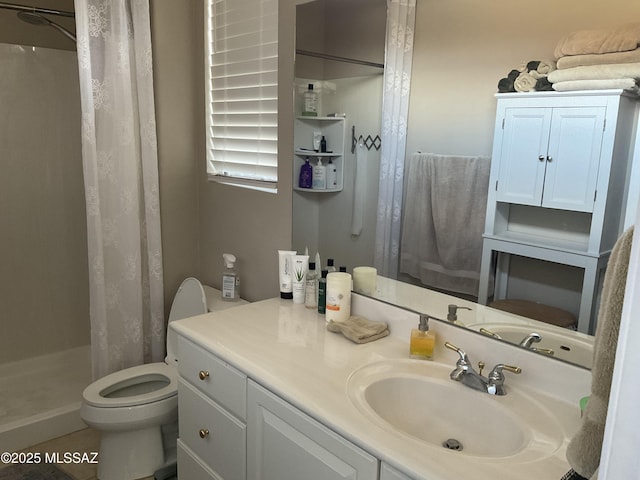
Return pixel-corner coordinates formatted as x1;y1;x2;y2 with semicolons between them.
176;336;247;480
479;90;639;334
380;463;414;480
247;380;378;480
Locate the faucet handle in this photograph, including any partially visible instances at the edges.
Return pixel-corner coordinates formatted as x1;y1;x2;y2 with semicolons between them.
488;363;522;382
444;342;470;364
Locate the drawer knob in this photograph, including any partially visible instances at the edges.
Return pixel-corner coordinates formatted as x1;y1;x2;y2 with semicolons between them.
538;155;545;161
199;428;210;439
198;370;210;381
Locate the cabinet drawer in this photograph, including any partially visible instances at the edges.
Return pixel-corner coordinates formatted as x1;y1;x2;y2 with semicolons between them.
177;440;221;480
179;379;246;480
178;335;247;420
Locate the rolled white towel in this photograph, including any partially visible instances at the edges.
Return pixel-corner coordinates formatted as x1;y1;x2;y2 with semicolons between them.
514;71;537;92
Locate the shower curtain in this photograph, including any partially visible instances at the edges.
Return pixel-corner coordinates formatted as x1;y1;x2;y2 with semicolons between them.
374;0;416;278
75;0;164;379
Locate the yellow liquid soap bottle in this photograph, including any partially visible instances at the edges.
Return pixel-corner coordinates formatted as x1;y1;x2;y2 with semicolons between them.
410;315;436;360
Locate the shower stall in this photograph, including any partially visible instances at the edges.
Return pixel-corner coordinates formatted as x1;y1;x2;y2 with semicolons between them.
0;1;91;452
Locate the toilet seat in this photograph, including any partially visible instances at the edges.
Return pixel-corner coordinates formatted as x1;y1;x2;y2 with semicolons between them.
82;362;177;408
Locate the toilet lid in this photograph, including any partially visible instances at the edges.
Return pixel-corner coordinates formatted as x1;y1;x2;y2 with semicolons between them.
166;277;209;364
168;277;208;323
82;362;177;408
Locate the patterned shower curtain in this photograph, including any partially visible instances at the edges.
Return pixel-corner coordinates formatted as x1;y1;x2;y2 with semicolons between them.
374;0;415;278
74;0;164;379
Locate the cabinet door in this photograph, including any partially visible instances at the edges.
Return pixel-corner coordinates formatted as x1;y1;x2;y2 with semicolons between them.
247;381;378;480
495;107;551;206
380;462;415;480
542;107;605;212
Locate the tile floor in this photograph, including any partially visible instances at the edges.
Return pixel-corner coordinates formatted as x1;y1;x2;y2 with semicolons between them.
0;428;155;480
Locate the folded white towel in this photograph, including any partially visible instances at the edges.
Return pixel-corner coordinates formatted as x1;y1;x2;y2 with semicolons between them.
548;63;640;83
557;48;640;69
552;78;639;92
555;23;640;59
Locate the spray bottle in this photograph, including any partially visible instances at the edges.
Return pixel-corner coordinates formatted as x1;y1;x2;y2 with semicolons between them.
222;253;240;301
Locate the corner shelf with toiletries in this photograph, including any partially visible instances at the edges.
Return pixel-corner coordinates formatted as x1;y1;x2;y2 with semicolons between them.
294;116;346;192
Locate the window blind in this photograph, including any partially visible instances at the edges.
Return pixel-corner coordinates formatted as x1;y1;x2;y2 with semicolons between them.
205;0;278;191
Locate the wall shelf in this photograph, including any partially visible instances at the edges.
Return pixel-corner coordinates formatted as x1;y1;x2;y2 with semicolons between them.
294;116;346;192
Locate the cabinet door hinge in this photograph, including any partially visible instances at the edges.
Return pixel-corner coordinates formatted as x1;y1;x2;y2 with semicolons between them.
594;190;597;202
603;119;606;132
501;117;505;130
495;180;499;191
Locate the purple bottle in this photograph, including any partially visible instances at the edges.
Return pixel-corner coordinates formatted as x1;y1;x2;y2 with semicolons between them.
299;157;313;188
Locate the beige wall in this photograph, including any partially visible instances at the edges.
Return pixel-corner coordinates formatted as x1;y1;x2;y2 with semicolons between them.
406;0;640;157
0;44;88;363
150;1;201;313
151;0;295;304
197;1;296;301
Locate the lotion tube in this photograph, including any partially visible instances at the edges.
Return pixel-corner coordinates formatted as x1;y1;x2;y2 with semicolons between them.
291;254;309;304
278;250;297;299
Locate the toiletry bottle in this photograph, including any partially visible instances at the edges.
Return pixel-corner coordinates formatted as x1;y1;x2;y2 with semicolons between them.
320;135;327;153
326;272;352;323
313;131;322;152
302;83;318;117
410;315;436;360
326;158;338;189
312;158;326;189
299;157;313;188
325;258;336;273
305;262;318;309
222;253;240;301
318;270;328;314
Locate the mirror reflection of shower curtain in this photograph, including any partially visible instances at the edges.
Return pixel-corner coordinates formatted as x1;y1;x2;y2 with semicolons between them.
75;0;164;380
374;0;416;278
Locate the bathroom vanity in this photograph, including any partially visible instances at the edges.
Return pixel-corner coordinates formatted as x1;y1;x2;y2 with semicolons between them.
171;295;590;480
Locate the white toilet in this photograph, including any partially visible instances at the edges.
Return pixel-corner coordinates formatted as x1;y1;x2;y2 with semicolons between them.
80;277;246;480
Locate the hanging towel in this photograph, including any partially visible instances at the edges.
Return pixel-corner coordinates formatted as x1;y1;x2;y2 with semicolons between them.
399;153;490;296
351;141;368;236
563;227;634;479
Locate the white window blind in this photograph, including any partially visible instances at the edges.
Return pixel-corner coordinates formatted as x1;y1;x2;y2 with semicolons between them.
205;0;278;192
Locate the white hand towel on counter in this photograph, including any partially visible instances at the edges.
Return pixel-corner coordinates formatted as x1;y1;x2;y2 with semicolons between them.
399;153;490;296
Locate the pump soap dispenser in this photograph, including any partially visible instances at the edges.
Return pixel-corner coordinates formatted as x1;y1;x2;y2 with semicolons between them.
410;315;436;360
222;253;240;301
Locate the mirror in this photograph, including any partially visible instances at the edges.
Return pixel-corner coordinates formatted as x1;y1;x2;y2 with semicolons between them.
293;0;640;369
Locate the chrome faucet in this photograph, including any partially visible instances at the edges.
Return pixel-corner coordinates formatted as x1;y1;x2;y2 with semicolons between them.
444;342;521;396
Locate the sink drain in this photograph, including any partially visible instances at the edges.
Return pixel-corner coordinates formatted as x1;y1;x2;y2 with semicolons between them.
442;438;463;451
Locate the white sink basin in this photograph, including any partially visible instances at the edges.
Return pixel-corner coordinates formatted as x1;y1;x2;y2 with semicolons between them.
469;322;593;369
347;359;565;460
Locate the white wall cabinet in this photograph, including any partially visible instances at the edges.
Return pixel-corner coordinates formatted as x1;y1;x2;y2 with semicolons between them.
479;90;639;334
294;116;346;192
496;106;605;212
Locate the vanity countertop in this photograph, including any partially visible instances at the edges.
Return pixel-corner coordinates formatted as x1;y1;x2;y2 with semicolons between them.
171;296;586;480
